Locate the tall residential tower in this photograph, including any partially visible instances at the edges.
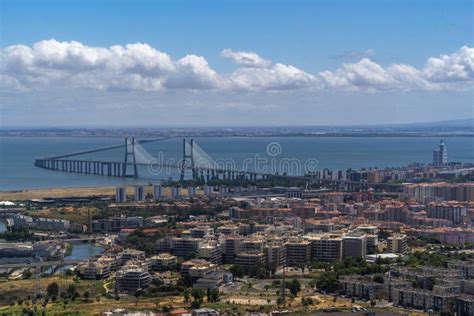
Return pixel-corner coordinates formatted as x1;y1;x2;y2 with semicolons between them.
433;140;448;166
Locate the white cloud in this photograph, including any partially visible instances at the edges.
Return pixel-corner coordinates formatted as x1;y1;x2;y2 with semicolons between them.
319;47;474;92
423;46;474;82
164;55;224;89
0;39;473;93
229;63;317;90
220;48;272;68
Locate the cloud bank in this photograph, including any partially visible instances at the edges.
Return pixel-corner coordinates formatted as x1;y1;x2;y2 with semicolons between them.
1;39;473;93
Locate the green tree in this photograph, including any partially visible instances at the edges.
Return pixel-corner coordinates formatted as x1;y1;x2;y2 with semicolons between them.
183;288;190;303
373;274;384;284
208;289;220;302
287;279;301;296
66;284;77;298
229;264;244;278
46;282;59;298
191;288;205;304
316;272;339;293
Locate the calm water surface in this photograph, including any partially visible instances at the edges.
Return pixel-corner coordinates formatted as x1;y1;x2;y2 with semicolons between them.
1;136;473;190
0;222;6;233
66;242;104;260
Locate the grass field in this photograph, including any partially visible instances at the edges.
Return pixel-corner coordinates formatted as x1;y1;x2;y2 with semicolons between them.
30;206;97;225
0;275;429;315
0;186;118;201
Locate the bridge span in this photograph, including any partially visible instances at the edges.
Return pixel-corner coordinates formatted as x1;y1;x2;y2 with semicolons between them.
34;137;404;192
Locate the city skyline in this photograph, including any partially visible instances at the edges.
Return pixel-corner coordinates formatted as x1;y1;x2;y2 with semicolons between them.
1;0;473;127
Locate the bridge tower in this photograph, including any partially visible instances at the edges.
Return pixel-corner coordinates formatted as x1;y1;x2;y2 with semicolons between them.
123;137;138;178
180;138;197;182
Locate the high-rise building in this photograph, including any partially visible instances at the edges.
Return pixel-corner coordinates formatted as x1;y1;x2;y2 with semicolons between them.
116;263;152;292
153;184;163;200
427;202;467;225
203;185;213;196
433;140;448;166
134;185;145;201
285;240;311;266
188;186;196;198
387;234;409;254
342;235;367;259
305;234;343;262
171;186;181;199
116;187;126;203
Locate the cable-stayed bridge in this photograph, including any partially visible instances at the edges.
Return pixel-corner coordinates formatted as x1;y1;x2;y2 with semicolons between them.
34;138;263;182
34;137;403;191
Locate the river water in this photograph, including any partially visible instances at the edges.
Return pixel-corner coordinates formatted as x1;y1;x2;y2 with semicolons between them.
1;136;473;190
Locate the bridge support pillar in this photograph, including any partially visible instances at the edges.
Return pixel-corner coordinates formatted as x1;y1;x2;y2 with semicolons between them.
123;138;138;178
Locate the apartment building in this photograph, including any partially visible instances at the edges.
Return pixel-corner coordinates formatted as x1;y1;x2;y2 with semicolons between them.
387;234;409;254
197;242;222;264
304;234;343;262
77;260;111;280
148;253;177;271
342;235;367;259
234;252;266;270
427;202;467;225
285;240;311;267
116;263;152;293
339;276;385;300
221;236;242;263
264;242;286;270
181;259;216;278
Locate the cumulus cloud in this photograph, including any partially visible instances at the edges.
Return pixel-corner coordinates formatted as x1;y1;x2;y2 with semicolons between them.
220;48;272;68
423;46;474;82
319;46;474;91
0;39;473;93
229;63;317;90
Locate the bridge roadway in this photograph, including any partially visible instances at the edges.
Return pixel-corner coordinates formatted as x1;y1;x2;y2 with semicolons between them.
33;137;404;192
35;157;264;180
34;157;403;191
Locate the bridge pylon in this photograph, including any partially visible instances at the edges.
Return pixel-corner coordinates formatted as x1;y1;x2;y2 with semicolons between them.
180;138;197;182
123;137;138;178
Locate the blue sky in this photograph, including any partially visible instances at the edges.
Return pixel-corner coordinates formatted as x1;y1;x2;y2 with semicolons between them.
1;0;473;126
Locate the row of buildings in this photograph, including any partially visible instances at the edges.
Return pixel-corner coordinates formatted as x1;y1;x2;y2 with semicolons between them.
339;262;474;315
154;222;408;270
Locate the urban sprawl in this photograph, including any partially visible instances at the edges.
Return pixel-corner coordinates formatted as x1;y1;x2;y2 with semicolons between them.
0;140;473;316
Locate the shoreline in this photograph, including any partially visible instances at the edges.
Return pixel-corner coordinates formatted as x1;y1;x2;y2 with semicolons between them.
0;186;122;201
0;185;179;201
1;133;474;138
